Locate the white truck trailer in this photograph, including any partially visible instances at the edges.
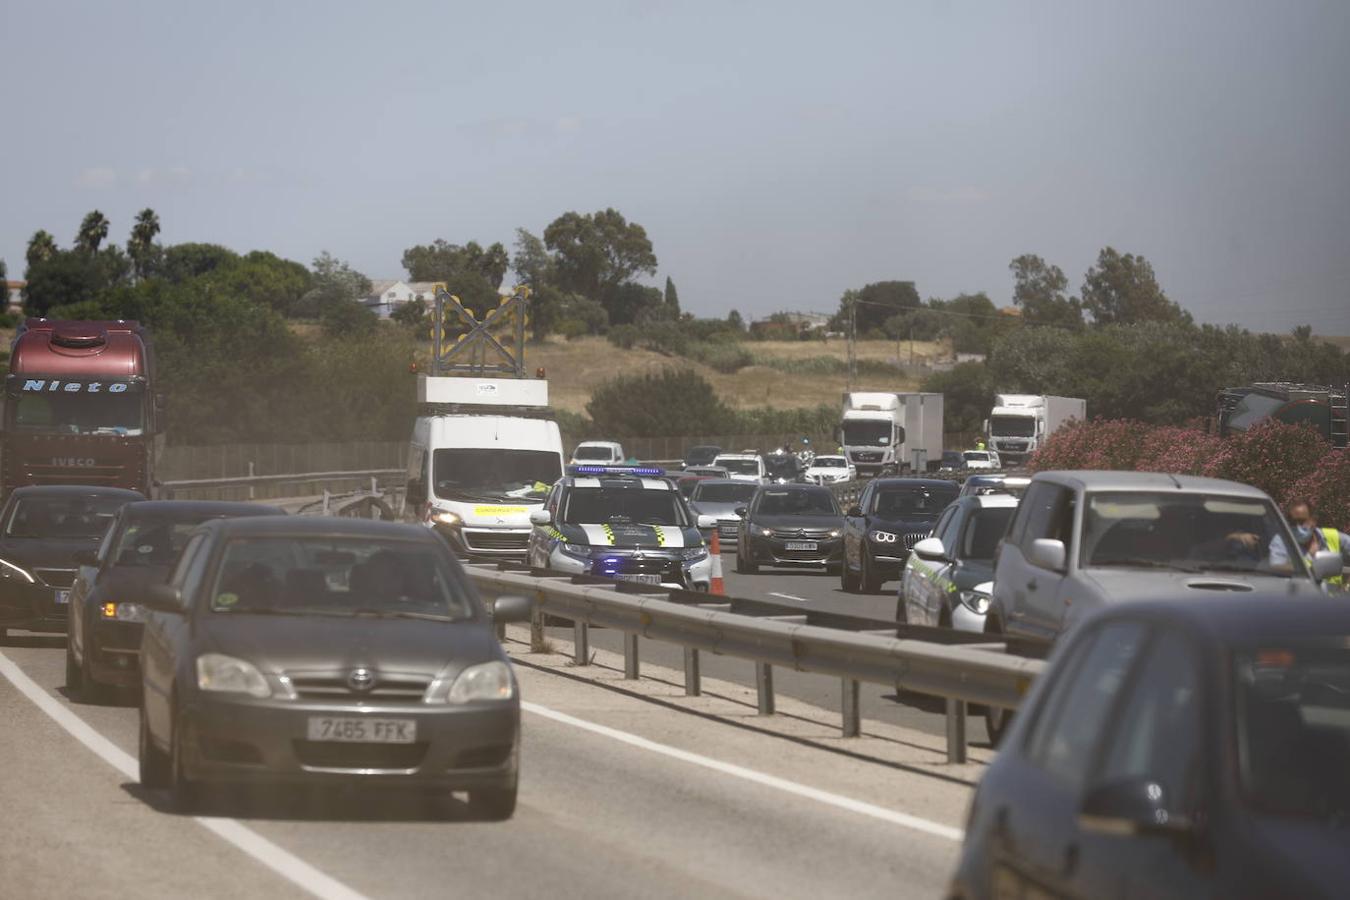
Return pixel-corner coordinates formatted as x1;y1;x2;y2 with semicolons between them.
984;394;1086;466
840;391;944;478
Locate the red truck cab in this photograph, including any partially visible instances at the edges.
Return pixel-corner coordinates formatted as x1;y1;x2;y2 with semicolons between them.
3;320;162;497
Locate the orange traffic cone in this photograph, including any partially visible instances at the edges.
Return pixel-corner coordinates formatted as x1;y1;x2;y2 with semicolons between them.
708;529;726;596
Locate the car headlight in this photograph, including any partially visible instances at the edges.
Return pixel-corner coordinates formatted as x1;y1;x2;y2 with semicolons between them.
958;589;992;615
425;660;516;704
870;530;898;544
431;510;462;528
758;527;774;537
0;557;35;583
100;601;146;623
681;546;709;561
828;529;842;538
196;653;272;698
561;543;592;558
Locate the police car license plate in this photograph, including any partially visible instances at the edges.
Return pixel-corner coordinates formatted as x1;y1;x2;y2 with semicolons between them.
785;541;818;551
54;590;70;605
307;717;416;743
616;574;661;585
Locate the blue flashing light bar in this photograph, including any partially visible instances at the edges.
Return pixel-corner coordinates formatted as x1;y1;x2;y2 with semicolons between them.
572;465;666;476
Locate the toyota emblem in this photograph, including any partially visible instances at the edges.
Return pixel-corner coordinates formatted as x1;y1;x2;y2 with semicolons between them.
347;668;376;692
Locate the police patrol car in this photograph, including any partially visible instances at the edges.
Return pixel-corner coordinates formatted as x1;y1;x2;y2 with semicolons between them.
526;467;713;590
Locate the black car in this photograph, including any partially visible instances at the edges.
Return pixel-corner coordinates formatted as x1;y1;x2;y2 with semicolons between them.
683;445;723;468
840;478;958;593
65;500;286;701
0;485;144;639
138;516;532;817
735;484;844;573
950;596;1350;900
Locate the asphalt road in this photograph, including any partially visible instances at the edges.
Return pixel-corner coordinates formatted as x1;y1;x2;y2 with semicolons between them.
0;629;966;900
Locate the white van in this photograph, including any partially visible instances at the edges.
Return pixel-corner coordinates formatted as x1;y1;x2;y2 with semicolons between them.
570;440;626;465
405;377;565;559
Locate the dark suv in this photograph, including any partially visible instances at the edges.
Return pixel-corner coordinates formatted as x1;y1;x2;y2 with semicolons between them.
840;478;958;593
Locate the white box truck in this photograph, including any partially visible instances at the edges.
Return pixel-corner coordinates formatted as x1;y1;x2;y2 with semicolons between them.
840;392;944;477
405;375;564;559
984;394;1086;466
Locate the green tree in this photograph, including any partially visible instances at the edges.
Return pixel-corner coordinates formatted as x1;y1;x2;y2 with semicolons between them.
127;208;162;280
161;243;240;283
1081;247;1190;326
727;309;744;330
22;251;104;315
321;300;379;337
663;276;680;317
1009;254;1083;328
75;210;110;255
921;362;994;433
295;251;372;318
587;368;731;437
391;297;428;328
203;251;312;316
543;208;657;321
512;228;554;289
401;238;509;317
831;281;921;335
26;230;57;270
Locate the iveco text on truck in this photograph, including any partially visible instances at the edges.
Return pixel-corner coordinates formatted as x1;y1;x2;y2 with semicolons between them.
3;320;163;497
839;392;944;478
984;394;1085;466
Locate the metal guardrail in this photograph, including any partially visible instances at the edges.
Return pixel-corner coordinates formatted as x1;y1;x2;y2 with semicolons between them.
464;564;1044;763
161;467;406;502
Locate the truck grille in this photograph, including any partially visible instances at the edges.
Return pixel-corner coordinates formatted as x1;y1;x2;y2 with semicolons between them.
287;673;431;703
34;568;77;589
851;452;883;463
462;530;530;552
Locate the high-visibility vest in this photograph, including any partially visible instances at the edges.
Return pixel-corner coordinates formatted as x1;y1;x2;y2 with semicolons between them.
1323;528;1345;589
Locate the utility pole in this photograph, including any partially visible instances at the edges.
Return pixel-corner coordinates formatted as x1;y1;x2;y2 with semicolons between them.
847;298;857;392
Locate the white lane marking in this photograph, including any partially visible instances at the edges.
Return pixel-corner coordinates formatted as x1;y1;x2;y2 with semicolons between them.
768;592;814;604
0;651;370;900
522;700;964;843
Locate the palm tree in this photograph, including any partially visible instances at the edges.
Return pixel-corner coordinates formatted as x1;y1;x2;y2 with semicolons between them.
25;230;58;270
76;210;110;255
127;208;161;279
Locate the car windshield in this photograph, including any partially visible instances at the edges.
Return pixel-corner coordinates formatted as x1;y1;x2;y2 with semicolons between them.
433;448;560;502
717;458;760;475
4;496;125;539
573;445;614;460
563;487;685;527
110;519;208;567
842;421;892;446
990;415;1035;437
10;386;146;436
960;506;1016;561
963;451;990;462
813;457;846;468
871;486;957;517
692;482;757;503
209;536;473;619
756;489;839;516
1081;491;1304;576
1235;640;1350;824
685;446;721;466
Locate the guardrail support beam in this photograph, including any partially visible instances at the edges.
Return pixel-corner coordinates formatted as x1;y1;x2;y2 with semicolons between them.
574;620;589;666
756;663;775;715
945;698;968;764
684;647;701;696
841;679;860;737
530;605;547;653
623;633;640;679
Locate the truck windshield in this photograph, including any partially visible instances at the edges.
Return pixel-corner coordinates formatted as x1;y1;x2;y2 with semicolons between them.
433;449;560;502
842;421;893;446
990;415;1035;437
1081;491;1304;577
11;390;145;436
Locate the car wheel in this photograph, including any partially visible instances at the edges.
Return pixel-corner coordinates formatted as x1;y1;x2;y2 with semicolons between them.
467;784;518;821
860;548;882;594
139;704;171;789
169;711;203;813
65;641;83;693
982;616;1014;747
736;548;758;575
840;555;861;592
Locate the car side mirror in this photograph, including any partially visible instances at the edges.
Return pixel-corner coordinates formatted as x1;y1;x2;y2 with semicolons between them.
74;548;100;567
734;506;747;518
491;594;533;623
913;537;947;562
141;583;184;613
1028;538;1066;572
847;506;862;518
1078;777;1194;838
529;509;553;526
1311;549;1342;582
697;514;717;529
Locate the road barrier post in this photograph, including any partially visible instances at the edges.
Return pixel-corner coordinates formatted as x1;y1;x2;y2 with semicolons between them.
841;679;860;737
756;663;775;715
945;698;968;764
623;632;640;679
247;462;256;501
684;647;701;696
574;620;590;666
530;605;547;653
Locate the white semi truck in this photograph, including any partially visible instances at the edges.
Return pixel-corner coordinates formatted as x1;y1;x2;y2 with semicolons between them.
839;391;944;478
984;394;1086;466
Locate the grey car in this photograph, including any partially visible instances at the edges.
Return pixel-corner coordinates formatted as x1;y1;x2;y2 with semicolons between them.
137;516;532;818
688;479;759;548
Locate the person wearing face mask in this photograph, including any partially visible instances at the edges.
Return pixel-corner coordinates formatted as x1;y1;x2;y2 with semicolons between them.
1286;500;1349;591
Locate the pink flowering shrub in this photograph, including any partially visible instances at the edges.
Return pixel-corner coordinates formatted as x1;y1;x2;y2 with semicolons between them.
1289;450;1350;529
1135;425;1223;475
1203;421;1325;506
1027;418;1149;472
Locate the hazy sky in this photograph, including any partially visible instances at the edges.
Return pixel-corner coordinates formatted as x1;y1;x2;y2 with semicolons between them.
3;0;1347;333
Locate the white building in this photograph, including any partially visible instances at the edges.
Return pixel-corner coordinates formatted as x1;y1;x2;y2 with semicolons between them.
361;280;440;318
5;280;24;313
